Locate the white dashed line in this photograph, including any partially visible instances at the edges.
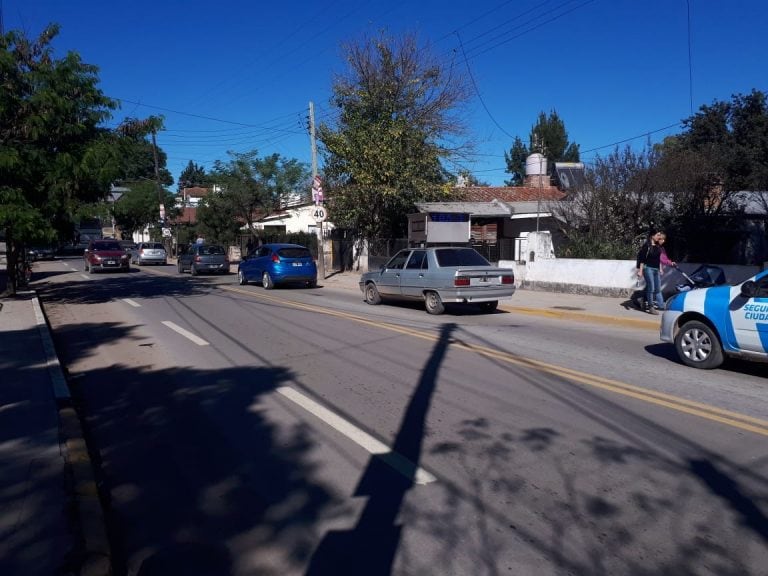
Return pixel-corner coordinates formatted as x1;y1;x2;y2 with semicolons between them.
161;321;209;346
122;298;141;307
277;386;437;485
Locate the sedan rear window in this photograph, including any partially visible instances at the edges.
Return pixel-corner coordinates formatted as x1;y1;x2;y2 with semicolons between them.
148;243;165;250
434;248;490;267
278;248;311;259
201;245;225;255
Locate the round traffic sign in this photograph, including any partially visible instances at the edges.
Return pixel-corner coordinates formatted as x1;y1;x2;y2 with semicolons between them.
312;206;328;223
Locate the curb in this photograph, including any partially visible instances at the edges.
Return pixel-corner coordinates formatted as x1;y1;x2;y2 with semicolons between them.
32;293;112;576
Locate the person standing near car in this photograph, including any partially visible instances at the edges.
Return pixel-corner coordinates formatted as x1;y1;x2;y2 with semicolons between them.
636;231;674;314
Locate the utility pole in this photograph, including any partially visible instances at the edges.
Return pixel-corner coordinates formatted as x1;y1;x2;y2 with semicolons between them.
309;101;325;280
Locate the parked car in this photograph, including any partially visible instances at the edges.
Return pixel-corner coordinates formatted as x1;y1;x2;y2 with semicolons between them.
83;239;130;273
237;243;317;289
27;245;56;261
119;240;137;256
359;246;516;315
177;244;229;275
660;269;768;369
131;242;167;266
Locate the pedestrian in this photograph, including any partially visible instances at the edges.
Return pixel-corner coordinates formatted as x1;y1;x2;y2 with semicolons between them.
636;231;675;314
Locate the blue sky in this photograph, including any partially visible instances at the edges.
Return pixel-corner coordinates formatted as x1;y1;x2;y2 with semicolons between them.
5;0;767;187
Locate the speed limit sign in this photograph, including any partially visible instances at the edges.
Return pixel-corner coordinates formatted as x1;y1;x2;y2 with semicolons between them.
311;206;328;223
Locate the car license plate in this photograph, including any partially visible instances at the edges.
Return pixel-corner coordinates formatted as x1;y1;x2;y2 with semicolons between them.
107;260;115;265
292;262;302;267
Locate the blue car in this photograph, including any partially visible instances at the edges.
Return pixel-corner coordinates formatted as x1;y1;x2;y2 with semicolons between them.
237;243;317;289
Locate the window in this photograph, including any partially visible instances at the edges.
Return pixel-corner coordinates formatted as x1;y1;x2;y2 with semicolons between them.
406;250;426;270
278;248;311;259
385;251;410;270
435;248;490;267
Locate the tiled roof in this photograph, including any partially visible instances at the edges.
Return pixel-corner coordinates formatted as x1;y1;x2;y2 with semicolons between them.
456;186;566;202
182;187;210;198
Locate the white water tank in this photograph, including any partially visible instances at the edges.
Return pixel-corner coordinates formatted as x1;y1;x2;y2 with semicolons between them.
526;153;547;175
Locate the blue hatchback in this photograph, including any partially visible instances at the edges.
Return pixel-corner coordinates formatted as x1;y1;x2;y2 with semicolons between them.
237;243;317;289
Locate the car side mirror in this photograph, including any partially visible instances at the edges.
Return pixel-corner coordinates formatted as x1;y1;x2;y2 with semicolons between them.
740;280;758;298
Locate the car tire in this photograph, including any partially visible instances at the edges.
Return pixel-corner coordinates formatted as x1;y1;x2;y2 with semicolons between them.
479;301;498;313
238;270;248;285
177;261;184;274
424;291;445;315
674;320;724;369
307;279;317;289
262;271;274;290
364;282;381;305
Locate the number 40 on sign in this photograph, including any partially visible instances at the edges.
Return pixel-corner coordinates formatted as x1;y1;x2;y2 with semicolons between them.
312;206;328;222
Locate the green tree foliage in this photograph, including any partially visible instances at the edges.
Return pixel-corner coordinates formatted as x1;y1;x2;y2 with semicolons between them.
551;145;664;259
178;160;209;192
654;91;765;262
318;32;471;240
504;110;580;186
206;150;309;241
110;181;177;238
503;136;528;186
195;190;241;246
0;25;118;293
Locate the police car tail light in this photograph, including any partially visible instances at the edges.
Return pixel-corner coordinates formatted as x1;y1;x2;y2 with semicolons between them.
454;276;470;287
501;274;514;285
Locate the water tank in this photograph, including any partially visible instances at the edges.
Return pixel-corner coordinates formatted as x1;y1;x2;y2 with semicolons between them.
525;153;547;176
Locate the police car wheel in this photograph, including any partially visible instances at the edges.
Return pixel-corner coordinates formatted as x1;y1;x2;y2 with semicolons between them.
675;320;724;369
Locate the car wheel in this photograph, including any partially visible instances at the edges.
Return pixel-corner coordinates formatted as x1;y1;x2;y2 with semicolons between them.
424;291;445;315
177;261;184;274
479;301;498;313
191;264;198;276
364;282;381;305
238;270;248;285
262;271;274;289
307;279;317;288
674;320;724;369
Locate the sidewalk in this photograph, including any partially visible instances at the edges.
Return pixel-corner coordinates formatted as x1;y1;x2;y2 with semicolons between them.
0;265;658;575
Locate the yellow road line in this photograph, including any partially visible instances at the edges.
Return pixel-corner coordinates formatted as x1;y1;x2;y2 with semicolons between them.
222;286;768;437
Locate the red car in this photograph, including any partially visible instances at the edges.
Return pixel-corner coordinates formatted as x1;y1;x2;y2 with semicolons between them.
84;239;130;273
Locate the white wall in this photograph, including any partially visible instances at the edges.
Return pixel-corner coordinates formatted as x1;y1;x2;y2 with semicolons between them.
500;258;761;297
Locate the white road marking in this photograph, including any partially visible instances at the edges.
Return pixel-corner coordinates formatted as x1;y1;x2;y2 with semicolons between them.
277;386;437;485
80;274;90;280
122;298;141;308
161;321;209;346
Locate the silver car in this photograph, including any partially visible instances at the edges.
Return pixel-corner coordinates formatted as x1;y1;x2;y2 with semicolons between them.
359;247;516;314
131;242;167;266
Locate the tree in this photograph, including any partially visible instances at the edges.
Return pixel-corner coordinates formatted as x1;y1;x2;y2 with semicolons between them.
503;136;528;186
195;189;241;246
0;25;118;295
318;32;471;240
207;150;309;241
551;145;664;259
110;116;176;239
178;160;209;192
654;91;766;262
504;110;580;185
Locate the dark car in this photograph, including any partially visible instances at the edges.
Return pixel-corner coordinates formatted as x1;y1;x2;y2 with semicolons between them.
359;246;515;314
177;244;230;275
28;245;56;261
83;239;130;273
237;243;317;289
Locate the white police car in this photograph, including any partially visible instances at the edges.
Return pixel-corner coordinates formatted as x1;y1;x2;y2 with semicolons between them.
660;269;768;369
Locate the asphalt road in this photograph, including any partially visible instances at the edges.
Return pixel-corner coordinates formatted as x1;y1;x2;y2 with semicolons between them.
36;258;768;576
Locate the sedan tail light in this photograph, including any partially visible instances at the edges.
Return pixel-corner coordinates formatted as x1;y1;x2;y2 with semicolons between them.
271;253;280;263
454;276;470;287
501;274;514;285
194;255;202;263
